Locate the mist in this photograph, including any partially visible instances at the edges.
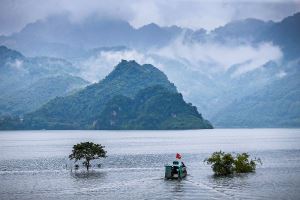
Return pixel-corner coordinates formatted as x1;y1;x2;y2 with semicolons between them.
1;0;299;35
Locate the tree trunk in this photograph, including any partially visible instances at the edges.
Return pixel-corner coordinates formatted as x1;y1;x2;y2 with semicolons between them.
86;160;90;171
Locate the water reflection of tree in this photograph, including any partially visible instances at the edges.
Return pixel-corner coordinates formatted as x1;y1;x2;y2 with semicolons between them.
71;171;107;180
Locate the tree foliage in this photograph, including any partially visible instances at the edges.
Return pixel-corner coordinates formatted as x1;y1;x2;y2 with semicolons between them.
69;142;106;171
205;151;261;176
205;151;235;176
24;60;177;129
234;153;261;173
94;85;213;130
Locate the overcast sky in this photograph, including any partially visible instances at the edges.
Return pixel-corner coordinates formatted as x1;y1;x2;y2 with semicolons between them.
0;0;299;35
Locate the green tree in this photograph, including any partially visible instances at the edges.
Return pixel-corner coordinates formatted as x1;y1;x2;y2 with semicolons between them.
205;151;261;176
205;151;235;176
234;153;261;173
69;142;106;171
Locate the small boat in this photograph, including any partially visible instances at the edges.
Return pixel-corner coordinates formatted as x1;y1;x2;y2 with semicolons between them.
165;153;187;179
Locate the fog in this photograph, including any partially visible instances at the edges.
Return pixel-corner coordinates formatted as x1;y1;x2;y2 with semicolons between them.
0;0;299;35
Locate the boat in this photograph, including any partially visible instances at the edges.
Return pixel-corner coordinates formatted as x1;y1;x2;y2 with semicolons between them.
165;153;187;179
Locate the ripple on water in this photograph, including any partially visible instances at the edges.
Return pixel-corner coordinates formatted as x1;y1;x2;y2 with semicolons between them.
0;130;300;199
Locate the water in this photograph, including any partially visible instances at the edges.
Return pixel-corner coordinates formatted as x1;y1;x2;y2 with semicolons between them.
0;129;299;200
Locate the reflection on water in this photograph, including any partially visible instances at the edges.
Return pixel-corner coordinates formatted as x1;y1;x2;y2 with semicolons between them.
71;171;107;179
0;129;300;199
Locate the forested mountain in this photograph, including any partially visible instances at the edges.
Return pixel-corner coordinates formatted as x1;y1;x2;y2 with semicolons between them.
94;85;212;129
0;46;88;115
256;12;300;60
22;60;191;129
0;12;299;128
0;14;184;58
212;61;300;127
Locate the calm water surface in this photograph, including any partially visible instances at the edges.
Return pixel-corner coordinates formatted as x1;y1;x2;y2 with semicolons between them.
0;129;299;200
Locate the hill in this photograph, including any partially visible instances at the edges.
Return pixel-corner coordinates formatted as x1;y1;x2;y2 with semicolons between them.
94;85;212;129
23;60;195;129
0;14;184;58
0;46;89;115
212;68;300;127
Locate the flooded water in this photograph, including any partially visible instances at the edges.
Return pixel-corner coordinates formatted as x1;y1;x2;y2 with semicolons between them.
0;129;300;200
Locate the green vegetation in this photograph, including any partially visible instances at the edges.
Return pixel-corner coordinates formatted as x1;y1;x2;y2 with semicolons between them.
0;75;88;115
69;142;106;171
0;116;24;130
94;85;213;129
205;151;261;176
234;153;261;173
13;60;212;130
23;60;178;129
205;151;235;176
0;46;88;116
212;72;300;128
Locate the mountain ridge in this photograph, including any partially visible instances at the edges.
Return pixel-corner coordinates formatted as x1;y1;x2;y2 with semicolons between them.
1;12;299;128
22;60;196;129
0;46;89;115
94;85;212;130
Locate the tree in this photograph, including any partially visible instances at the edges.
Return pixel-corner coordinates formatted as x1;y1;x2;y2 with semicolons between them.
205;151;261;176
69;142;106;171
234;153;261;173
204;151;235;176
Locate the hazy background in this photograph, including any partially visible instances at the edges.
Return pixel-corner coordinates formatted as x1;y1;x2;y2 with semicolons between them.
0;0;299;127
1;0;300;35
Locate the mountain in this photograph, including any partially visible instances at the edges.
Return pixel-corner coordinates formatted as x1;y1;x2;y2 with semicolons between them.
0;45;24;66
22;60;184;129
1;12;300;128
94;85;212;129
0;46;89;115
212;62;300;127
164;13;300;127
0;75;88;115
257;12;300;60
136;23;183;48
211;18;274;43
206;13;300;127
208;12;300;59
0;14;184;58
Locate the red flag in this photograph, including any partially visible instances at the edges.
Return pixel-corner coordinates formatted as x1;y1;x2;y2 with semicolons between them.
176;153;182;159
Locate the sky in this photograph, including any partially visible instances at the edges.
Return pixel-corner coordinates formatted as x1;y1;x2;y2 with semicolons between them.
0;0;300;35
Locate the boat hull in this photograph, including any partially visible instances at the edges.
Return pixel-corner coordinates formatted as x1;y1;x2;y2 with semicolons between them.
165;165;187;179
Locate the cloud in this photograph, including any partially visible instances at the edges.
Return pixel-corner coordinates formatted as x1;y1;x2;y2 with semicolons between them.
0;0;133;35
79;49;159;82
231;43;283;76
78;35;283;85
0;0;299;35
152;37;283;77
276;70;287;78
7;59;24;70
5;59;29;74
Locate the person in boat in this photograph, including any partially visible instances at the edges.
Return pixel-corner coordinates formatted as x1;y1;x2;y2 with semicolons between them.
165;153;187;179
182;162;186;167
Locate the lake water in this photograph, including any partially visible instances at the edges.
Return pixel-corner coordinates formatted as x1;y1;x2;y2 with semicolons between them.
0;129;300;200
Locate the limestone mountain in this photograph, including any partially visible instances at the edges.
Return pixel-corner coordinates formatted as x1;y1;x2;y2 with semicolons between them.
24;60;177;129
94;85;212;130
22;60;211;130
0;46;88;115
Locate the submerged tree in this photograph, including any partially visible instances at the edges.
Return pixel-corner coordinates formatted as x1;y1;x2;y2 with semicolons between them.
69;142;106;171
205;151;261;176
204;151;235;176
234;153;261;173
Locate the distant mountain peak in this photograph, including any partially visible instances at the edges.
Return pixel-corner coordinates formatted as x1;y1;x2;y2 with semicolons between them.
113;59;140;72
0;46;24;67
119;59;138;65
139;23;161;30
21;60;184;129
113;59;158;74
0;45;24;59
